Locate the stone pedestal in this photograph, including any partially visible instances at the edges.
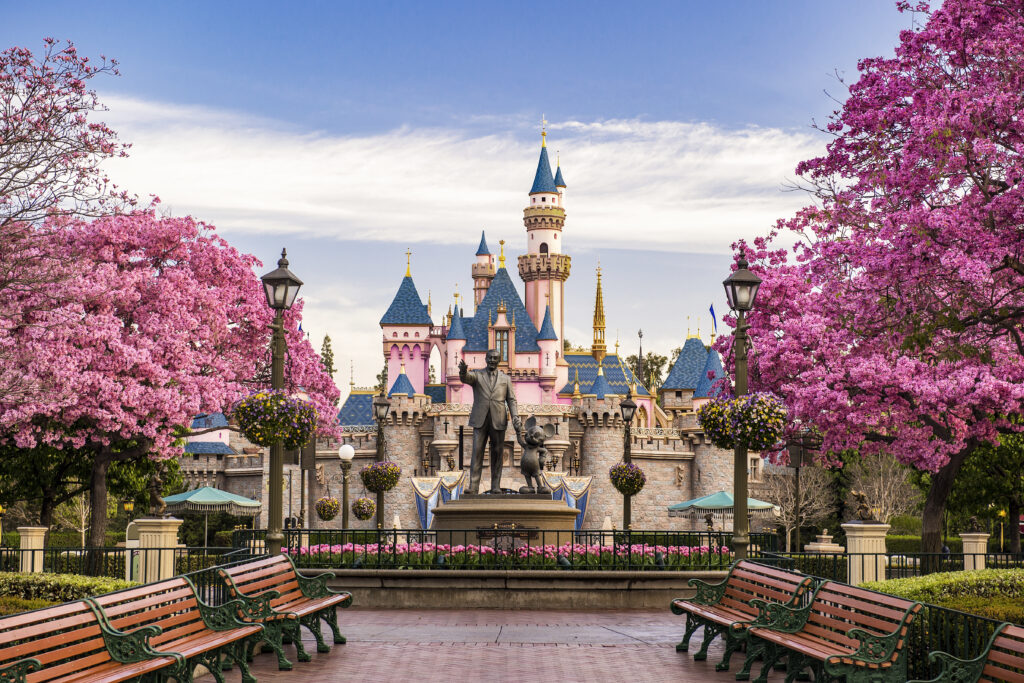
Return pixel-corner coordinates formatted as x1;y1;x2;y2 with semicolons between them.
842;521;889;585
17;526;46;573
135;517;183;583
960;532;990;571
431;494;579;548
804;529;845;554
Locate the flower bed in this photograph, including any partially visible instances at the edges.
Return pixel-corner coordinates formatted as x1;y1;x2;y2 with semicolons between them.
284;542;732;571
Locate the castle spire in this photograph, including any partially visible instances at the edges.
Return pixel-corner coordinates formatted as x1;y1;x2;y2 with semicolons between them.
592;263;607;363
541;114;547;147
405;248;412;277
499;239;506;268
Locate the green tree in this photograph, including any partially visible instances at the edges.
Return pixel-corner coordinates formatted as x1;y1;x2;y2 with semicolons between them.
624;352;668;392
948;434;1024;552
376;364;388;392
319;335;336;377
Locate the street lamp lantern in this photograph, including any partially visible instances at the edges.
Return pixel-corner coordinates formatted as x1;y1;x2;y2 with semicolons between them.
260;248;302;556
723;251;762;313
620;390;637;425
123;500;135;515
620;388;638;530
373;391;391;423
371;390;391;530
260;249;304;311
338;444;355;531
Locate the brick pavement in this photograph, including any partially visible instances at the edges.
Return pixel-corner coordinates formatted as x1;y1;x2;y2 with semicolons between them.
242;609;789;683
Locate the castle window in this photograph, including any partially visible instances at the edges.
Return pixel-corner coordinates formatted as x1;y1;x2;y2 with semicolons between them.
542;197;546;202
495;330;509;362
404;332;409;338
676;391;682;398
540;243;549;254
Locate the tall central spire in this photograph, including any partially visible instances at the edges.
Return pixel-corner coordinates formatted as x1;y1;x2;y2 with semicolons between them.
592;263;607;363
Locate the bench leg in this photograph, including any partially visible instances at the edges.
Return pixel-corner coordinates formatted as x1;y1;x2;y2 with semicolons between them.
261;620;295;670
301;614;330;654
288;620;313;662
324;606;346;644
677;614;702;652
716;631;741;672
753;644;783;683
736;638;765;681
694;623;722;661
226;640;258;683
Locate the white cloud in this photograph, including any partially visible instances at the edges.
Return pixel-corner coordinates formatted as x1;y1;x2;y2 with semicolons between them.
102;96;822;254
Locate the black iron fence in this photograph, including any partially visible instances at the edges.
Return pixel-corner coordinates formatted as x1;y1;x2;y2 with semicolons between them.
0;545;237;580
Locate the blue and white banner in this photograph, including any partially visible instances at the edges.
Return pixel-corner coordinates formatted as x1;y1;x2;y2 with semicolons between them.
542;473;593;531
411;471;467;529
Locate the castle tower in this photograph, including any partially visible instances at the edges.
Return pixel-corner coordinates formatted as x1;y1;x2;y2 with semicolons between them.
380;252;433;395
537;303;559;397
591;265;607;363
518;126;571;350
471;231;496;310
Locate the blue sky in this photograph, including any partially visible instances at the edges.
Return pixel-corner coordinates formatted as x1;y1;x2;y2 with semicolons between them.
3;1;917;391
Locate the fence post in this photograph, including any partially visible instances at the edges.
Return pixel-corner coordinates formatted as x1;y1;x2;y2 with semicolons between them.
135;517;183;582
17;527;47;573
960;532;990;571
842;521;889;585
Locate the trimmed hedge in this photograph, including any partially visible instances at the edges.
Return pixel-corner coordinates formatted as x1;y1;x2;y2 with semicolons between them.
0;531;126;549
0;572;135;603
0;597;56;617
886;535;965;554
863;569;1024;623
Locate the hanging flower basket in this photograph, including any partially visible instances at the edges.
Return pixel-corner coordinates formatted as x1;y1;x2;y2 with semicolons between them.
697;392;787;451
352;497;376;521
314;496;340;522
609;462;646;496
360;462;402;493
232;390;318;450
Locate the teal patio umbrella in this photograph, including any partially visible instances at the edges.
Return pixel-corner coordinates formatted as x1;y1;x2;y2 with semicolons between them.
162;486;261;546
667;491;778;522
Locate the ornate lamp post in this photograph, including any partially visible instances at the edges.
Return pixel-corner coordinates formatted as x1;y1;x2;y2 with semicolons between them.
0;504;5;541
620;388;637;529
338;444;354;531
723;250;762;559
786;427;823;552
122;499;135;521
260;249;303;556
372;390;392;529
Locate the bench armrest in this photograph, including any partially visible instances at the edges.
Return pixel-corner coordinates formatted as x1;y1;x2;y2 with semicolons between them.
197;597;265;632
683;577;728;606
0;658;41;682
906;649;989;683
86;601;184;667
234;591;282;621
747;598;811;632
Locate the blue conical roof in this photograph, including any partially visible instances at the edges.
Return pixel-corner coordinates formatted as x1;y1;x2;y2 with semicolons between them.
554;165;566;188
447;313;467;341
537;305;557;340
476;231;491;256
589;366;616;399
694;350;725;398
380;276;432;326
530;146;557;194
388;371;415;398
663;337;709;390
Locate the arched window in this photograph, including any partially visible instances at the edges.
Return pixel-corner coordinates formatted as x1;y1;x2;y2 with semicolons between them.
403;332;409;338
540;243;549;254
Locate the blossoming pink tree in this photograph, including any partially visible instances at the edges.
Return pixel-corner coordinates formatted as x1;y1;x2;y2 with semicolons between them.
718;0;1024;553
1;211;339;544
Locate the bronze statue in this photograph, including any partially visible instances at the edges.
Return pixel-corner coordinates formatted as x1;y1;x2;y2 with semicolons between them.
459;350;523;494
518;416;553;494
851;490;875;522
966;515;984;533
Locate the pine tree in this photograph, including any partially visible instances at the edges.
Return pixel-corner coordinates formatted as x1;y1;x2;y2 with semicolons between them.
319;335;336;377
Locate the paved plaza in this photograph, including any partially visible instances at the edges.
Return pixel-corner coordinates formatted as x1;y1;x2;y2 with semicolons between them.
245;609;788;682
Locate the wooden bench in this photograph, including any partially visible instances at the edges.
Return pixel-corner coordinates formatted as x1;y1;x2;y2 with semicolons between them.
0;599;178;682
670;560;814;671
217;555;353;670
909;621;1024;682
740;579;922;683
89;575;264;683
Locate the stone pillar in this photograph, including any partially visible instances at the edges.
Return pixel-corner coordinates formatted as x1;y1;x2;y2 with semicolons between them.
380;394;428;529
842;521;889;585
135;517;183;583
960;532;990;571
17;527;46;573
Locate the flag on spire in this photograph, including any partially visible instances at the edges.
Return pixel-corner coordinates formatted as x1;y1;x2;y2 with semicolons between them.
709;304;717;334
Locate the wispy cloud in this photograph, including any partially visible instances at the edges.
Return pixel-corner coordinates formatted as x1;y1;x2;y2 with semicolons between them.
102;96;821;254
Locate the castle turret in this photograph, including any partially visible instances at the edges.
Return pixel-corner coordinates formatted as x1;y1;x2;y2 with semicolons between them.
472;231;496;309
380;252;432;395
591;265;607;363
537;303;559;396
519;127;571;349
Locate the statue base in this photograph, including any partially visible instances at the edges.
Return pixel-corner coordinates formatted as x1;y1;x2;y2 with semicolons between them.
430;494;580;548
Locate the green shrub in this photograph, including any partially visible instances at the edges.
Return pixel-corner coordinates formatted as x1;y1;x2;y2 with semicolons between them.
1;532;18;548
0;596;57;616
885;535;964;554
49;552;125;579
864;569;1024;623
2;531;126;548
936;596;1024;623
213;530;234;547
0;572;135;602
887;515;923;535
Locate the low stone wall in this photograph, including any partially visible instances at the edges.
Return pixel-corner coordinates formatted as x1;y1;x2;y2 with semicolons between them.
315;569;728;609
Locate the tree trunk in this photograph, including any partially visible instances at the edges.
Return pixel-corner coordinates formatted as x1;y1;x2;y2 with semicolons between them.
88;452;111;548
1010;497;1021;554
785;526;793;552
921;446;973;555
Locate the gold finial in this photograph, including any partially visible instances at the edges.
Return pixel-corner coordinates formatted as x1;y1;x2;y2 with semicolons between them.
687;316;699;339
572;369;581;398
557;150;560;167
428;290;432;317
400;362;407;374
405;248;412;277
488;309;493;326
541;114;548;147
350;360;355;388
511;309;515;327
499;239;506;268
592;261;607;363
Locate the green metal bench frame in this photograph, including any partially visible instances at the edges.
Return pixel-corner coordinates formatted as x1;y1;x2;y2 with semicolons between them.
670;560;814;671
216;554;353;670
908;622;1019;683
740;579;922;683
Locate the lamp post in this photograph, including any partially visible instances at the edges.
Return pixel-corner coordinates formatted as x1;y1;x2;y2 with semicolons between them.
723;250;762;560
0;504;5;541
372;390;392;530
338;444;354;531
123;500;135;521
620;388;637;529
260;249;303;556
786;428;822;552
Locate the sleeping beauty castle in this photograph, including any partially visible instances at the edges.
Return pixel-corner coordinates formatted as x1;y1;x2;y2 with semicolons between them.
181;129;751;532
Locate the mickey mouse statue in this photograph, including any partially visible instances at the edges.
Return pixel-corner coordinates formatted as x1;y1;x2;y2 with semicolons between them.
517;416;554;494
